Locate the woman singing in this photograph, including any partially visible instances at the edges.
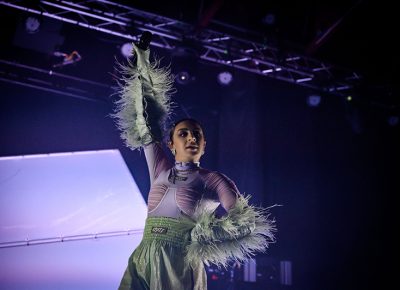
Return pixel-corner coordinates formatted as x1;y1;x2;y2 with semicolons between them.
113;38;276;290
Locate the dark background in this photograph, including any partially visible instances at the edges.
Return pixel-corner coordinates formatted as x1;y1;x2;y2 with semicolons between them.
1;1;398;290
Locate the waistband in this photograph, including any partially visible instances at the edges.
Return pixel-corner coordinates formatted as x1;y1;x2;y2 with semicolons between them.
142;216;193;248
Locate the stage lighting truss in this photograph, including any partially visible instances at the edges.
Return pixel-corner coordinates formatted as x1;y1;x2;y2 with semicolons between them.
0;59;111;103
1;0;362;96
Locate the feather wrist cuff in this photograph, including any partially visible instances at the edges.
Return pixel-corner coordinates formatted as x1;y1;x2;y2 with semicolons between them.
186;195;277;268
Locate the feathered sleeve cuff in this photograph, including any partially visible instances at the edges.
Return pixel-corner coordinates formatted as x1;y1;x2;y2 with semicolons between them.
185;195;277;268
112;44;174;150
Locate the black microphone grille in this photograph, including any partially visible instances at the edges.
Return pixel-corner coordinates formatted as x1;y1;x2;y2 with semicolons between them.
137;31;153;50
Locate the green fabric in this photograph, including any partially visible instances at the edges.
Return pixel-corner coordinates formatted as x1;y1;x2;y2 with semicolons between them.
118;217;206;290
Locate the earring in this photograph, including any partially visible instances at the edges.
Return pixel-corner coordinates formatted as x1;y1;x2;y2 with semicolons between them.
201;150;205;156
171;148;176;156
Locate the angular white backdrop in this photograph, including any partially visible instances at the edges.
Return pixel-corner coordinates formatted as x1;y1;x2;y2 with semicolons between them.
0;150;148;290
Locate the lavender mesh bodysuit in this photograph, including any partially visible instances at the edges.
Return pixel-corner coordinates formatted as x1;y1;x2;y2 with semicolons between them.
144;143;239;218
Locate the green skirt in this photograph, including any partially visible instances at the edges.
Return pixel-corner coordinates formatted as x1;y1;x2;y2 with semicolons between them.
118;217;207;290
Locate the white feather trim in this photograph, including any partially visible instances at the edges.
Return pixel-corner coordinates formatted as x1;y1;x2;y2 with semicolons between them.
112;45;175;150
185;195;277;268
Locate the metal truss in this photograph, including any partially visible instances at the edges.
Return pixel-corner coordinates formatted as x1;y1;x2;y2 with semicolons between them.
0;59;112;102
0;228;143;248
1;0;362;96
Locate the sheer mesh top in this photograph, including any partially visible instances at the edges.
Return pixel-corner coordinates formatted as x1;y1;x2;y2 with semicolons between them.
144;143;239;218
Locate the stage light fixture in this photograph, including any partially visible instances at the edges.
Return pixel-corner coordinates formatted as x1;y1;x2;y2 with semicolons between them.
307;95;321;107
25;16;40;34
171;38;199;86
176;71;191;85
217;71;233;86
120;42;133;58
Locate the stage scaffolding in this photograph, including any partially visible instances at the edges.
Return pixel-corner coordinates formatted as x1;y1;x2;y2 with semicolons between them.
0;0;363;97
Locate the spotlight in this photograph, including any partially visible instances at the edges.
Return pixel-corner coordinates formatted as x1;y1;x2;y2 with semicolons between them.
25;16;40;34
217;71;233;86
176;71;191;85
120;42;133;58
171;39;199;85
307;95;321;107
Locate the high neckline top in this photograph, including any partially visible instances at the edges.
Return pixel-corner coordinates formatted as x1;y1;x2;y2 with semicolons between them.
174;161;200;171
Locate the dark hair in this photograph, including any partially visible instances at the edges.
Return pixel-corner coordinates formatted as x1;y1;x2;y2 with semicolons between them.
168;118;203;142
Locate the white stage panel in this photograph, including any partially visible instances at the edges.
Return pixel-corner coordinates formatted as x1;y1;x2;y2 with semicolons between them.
0;150;148;289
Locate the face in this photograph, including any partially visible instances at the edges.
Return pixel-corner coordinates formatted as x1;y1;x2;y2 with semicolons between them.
168;120;206;162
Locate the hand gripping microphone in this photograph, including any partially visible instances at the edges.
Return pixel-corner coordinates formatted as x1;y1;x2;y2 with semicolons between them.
137;31;153;50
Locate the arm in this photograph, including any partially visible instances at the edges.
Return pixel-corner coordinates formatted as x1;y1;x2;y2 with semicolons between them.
112;43;173;150
112;43;173;183
187;172;277;268
196;172;255;237
215;174;255;236
204;172;239;215
143;142;171;184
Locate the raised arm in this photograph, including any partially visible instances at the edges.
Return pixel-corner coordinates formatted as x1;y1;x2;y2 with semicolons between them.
112;42;173;150
144;143;171;184
113;41;174;181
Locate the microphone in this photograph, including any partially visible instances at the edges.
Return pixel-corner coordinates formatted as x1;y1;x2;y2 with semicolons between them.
137;31;153;50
